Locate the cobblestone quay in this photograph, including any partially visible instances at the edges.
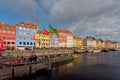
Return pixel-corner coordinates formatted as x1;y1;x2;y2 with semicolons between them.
2;49;74;57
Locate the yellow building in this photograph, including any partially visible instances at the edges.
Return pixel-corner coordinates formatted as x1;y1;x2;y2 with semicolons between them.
96;39;103;49
35;30;50;48
73;36;83;49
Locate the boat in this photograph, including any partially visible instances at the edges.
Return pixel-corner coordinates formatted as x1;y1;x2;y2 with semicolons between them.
101;49;109;52
2;60;26;66
73;54;78;59
93;49;101;53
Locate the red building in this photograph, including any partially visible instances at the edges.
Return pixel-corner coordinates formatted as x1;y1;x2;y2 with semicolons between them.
0;37;5;51
0;22;16;49
55;28;67;48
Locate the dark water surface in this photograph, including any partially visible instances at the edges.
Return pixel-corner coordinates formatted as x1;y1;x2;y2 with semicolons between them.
16;51;120;80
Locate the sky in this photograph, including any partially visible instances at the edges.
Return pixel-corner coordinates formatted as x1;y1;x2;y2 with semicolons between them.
0;0;120;41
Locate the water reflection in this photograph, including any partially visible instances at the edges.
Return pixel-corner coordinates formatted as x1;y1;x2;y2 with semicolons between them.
14;51;120;80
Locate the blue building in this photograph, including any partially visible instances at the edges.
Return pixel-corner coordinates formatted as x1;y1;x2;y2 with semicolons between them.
50;34;58;48
16;22;38;49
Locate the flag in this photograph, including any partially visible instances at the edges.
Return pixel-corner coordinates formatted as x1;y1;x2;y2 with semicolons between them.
49;24;56;34
0;41;5;51
43;29;49;35
1;41;4;49
35;34;39;40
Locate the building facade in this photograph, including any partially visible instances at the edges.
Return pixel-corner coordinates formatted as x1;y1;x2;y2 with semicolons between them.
96;39;103;49
50;34;58;48
66;30;73;48
83;36;96;48
0;22;16;49
56;28;67;48
74;35;83;49
16;22;38;49
35;30;50;48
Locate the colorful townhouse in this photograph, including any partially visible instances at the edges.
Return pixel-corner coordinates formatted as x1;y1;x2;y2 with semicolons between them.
112;42;119;49
50;33;59;48
35;30;50;48
66;30;73;48
115;42;120;49
93;38;97;48
96;39;103;49
55;28;73;48
16;22;38;49
0;22;16;49
73;35;83;49
73;37;77;48
56;28;67;48
84;36;94;48
101;41;106;49
104;40;112;49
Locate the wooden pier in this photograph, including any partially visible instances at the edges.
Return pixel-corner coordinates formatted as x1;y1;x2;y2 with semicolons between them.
0;55;75;79
0;62;48;79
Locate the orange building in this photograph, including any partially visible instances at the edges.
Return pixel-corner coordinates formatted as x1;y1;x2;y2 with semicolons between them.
0;22;16;49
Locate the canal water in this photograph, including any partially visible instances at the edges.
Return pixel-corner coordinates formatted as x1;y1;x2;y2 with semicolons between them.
15;51;120;80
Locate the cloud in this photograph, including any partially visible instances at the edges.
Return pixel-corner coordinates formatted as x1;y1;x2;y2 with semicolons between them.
0;0;44;23
0;0;120;41
50;0;120;41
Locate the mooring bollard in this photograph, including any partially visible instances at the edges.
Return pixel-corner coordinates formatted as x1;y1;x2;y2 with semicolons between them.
29;65;32;74
12;67;14;78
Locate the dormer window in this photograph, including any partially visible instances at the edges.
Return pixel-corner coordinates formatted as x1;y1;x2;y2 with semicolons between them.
21;24;24;27
32;25;34;29
26;24;30;28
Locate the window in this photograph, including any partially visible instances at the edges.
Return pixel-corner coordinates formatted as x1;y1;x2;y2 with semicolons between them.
2;30;6;33
26;24;30;28
23;42;26;45
12;37;15;40
27;42;29;45
19;42;22;45
21;24;24;26
19;31;22;35
34;29;36;32
30;42;32;45
7;42;10;44
19;36;22;40
23;37;26;40
34;43;36;45
19;27;22;30
7;26;10;30
27;28;29;31
2;36;6;39
0;25;1;29
23;27;26;30
12;42;14;44
7;31;10;33
32;26;34;29
12;31;15;34
7;37;10;40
